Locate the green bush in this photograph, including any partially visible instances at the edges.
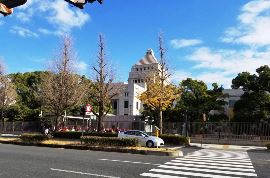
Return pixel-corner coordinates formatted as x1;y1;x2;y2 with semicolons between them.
160;134;189;146
52;132;118;139
266;143;270;150
81;136;139;147
20;133;49;143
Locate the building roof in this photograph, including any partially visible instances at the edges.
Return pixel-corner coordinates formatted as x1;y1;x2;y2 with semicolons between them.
136;49;158;65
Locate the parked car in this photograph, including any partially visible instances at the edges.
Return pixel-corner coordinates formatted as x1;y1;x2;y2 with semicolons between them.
118;130;164;147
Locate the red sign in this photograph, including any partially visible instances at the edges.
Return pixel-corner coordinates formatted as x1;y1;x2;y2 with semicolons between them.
86;104;92;112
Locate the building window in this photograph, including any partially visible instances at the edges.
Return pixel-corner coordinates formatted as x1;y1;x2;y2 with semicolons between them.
141;79;144;83
136;102;139;110
148;67;149;70
113;100;117;109
140;68;142;71
144;67;146;70
135;80;137;83
124;114;128;116
136;68;138;71
124;101;129;108
138;80;140;83
124;92;129;97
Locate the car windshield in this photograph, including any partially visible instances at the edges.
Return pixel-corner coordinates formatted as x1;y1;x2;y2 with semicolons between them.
140;131;149;137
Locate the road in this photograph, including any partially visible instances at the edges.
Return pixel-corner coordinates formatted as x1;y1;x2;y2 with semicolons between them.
0;144;269;178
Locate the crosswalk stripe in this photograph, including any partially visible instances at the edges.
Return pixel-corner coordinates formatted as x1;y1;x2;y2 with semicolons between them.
140;173;188;178
158;165;257;176
171;160;253;168
174;158;252;165
149;169;244;178
165;162;255;172
176;157;252;163
190;151;249;159
140;149;257;178
186;155;250;160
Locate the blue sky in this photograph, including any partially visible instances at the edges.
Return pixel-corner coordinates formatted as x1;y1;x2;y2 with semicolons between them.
0;0;270;88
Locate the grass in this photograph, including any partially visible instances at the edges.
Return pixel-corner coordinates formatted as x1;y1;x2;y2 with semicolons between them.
0;137;19;142
42;139;80;145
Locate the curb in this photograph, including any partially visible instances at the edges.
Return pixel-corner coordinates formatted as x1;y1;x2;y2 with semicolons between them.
0;140;183;157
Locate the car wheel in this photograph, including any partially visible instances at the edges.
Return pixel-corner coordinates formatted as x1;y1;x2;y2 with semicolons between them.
146;140;154;148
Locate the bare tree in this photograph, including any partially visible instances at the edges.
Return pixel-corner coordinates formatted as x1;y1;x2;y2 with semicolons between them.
0;61;17;131
89;34;118;132
41;35;88;130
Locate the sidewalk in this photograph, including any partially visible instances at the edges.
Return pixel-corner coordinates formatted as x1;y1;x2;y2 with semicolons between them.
190;142;267;151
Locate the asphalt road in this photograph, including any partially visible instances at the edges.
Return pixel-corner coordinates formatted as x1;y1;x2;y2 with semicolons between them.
0;144;269;178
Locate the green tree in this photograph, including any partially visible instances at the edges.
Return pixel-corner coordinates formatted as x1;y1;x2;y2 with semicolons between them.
9;71;44;121
232;65;270;122
176;78;226;122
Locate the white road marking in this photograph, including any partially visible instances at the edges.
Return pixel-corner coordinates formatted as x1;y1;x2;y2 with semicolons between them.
165;162;255;172
176;157;252;163
140;149;257;178
158;165;257;176
99;159;160;166
186;155;250;160
140;173;188;178
50;168;120;178
171;159;253;168
149;169;244;178
174;158;252;165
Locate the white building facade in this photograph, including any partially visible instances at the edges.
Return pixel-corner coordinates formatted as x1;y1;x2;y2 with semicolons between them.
112;49;160;116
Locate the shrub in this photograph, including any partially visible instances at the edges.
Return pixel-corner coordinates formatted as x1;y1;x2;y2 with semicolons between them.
81;136;139;147
52;132;118;139
20;133;49;143
266;143;270;150
160;134;189;146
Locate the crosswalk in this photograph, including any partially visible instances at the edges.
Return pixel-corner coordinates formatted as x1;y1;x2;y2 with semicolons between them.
140;149;257;178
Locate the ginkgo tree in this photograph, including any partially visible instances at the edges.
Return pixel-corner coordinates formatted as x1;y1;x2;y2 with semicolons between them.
139;34;180;134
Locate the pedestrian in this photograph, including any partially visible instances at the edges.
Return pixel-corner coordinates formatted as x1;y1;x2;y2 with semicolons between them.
44;128;49;135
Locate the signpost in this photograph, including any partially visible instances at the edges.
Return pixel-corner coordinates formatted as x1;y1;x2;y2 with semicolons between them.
80;104;92;143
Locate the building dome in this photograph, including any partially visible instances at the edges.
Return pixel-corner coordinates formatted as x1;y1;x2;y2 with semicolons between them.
136;49;158;65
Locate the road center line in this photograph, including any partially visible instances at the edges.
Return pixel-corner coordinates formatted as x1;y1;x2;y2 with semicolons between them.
50;168;120;178
99;159;160;166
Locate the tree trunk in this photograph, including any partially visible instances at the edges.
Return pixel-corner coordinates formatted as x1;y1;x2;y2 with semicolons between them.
159;109;163;135
1;108;4;132
97;115;103;132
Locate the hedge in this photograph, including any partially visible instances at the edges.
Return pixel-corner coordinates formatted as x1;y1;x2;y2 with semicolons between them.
159;134;189;146
81;136;139;147
20;133;49;143
266;143;270;150
52;132;118;139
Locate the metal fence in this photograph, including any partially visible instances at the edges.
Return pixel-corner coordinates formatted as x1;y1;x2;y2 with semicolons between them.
164;121;270;146
0;121;42;133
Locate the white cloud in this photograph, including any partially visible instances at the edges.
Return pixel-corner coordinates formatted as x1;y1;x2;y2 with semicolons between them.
171;70;192;83
222;0;270;46
10;26;38;37
75;61;88;72
194;72;233;89
176;0;270;88
13;0;90;36
187;46;270;87
170;39;202;48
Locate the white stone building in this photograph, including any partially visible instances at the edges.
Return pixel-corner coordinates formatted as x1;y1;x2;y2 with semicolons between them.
112;49;160;116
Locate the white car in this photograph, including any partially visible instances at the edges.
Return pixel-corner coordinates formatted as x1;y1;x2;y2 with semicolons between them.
118;130;164;148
